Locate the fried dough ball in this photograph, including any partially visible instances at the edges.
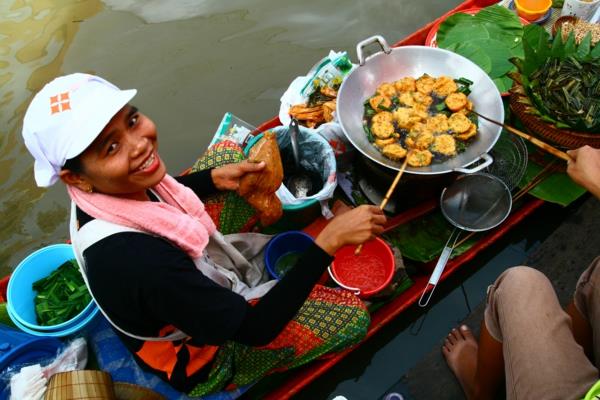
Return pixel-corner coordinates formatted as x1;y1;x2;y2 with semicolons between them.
398;92;415;107
416;74;435;95
371;121;395;139
382;143;408;160
449;113;471;134
426;114;449;133
411;104;430;120
377;83;397;98
445;92;468;112
455;123;477;141
431;134;457;156
372;111;394;124
394;77;416;93
393;107;423;129
405;126;433;149
415;132;434;150
370;95;392;111
433;76;458;98
407;150;433;167
412;92;433;107
374;137;397;148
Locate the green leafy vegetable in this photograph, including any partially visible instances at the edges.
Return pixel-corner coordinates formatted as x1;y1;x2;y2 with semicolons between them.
32;259;91;326
437;5;524;93
511;24;600;132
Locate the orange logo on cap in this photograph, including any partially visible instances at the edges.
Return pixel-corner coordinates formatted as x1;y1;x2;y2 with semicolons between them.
50;92;71;114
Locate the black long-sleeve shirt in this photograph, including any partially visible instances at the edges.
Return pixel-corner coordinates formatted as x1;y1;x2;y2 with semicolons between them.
79;169;333;391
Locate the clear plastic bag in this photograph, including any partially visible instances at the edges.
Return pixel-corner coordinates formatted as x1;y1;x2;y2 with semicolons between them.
247;125;337;218
209;112;258;148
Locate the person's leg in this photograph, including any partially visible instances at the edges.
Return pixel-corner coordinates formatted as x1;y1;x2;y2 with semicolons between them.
571;256;600;365
444;266;598;400
443;321;503;400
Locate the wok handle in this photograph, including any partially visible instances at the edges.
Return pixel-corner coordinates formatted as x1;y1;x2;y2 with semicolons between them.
356;35;392;66
454;153;493;174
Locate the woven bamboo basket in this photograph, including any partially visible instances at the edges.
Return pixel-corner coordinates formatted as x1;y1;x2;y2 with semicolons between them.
45;370;166;400
510;89;600;150
45;370;116;400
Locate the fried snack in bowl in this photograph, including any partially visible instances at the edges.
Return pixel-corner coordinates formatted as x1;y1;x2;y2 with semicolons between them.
237;131;284;226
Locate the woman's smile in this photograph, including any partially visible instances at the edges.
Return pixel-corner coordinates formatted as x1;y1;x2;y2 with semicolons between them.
66;105;168;200
135;151;160;174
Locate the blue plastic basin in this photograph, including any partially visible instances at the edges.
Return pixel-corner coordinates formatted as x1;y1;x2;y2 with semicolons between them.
264;231;314;280
7;244;96;332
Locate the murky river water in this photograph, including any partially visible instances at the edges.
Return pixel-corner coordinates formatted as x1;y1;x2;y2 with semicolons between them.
0;0;460;276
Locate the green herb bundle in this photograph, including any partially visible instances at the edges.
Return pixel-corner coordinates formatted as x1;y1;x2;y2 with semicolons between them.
32;259;91;326
511;25;600;133
436;5;524;93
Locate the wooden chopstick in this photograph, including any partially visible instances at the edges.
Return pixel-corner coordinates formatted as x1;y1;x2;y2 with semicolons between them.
473;111;572;163
354;155;410;255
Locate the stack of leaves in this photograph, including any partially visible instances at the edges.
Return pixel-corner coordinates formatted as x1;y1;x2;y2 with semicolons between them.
511;24;600;132
33;259;92;326
436;5;524;93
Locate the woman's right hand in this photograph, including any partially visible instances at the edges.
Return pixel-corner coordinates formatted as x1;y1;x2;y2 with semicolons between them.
315;205;387;256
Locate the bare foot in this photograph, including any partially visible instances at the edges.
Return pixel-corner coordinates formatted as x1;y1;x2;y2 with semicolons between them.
442;325;478;400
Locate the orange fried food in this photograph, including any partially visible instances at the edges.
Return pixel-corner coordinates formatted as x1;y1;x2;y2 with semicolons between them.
289;104;324;127
237;131;283;226
320;86;338;98
323;101;336;122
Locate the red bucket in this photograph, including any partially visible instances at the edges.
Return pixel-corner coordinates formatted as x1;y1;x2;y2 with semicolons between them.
329;238;395;298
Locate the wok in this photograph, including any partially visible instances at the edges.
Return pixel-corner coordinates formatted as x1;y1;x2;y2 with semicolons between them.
337;36;504;175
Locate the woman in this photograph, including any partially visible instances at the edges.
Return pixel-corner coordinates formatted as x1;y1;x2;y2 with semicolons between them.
442;145;600;400
22;73;385;396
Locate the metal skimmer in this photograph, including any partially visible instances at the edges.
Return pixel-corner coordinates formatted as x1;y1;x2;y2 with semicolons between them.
485;132;528;191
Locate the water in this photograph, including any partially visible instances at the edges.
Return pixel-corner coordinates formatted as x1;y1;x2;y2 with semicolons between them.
274;251;301;278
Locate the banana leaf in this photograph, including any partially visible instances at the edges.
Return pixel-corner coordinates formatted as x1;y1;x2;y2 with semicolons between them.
518;146;586;206
437;5;524;93
384;211;479;263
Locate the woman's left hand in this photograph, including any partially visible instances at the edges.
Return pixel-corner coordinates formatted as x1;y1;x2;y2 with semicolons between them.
211;161;266;191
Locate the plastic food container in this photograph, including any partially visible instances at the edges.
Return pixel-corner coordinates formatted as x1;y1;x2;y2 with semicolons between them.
264;231;314;279
7;244;99;336
329;238;395;298
514;0;552;21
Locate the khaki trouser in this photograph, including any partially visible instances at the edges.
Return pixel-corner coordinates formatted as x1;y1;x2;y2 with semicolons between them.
484;257;600;400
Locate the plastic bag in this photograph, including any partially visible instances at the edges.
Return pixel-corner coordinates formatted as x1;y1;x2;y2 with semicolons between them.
279;51;356;166
237;131;284;226
247;125;337;218
8;338;87;400
209;112;257;148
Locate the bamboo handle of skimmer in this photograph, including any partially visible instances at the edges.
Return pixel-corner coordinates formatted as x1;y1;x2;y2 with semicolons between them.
354;156;409;255
474;111;572;162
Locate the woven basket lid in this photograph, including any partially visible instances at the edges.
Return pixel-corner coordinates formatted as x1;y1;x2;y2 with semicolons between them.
44;371;166;400
45;370;116;400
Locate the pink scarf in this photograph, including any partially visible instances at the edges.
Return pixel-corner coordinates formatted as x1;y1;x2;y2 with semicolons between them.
67;174;216;258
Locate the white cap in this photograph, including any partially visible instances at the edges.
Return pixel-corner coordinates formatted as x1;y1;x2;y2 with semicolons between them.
22;73;137;187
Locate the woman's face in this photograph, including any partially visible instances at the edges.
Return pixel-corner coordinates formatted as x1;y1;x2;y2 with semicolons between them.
71;105;167;199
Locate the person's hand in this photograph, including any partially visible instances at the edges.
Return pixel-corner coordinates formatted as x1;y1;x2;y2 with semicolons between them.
211;161;266;191
566;146;600;199
315;205;387;256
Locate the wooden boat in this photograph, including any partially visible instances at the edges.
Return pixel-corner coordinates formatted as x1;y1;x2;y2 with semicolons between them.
248;1;547;398
0;1;556;398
